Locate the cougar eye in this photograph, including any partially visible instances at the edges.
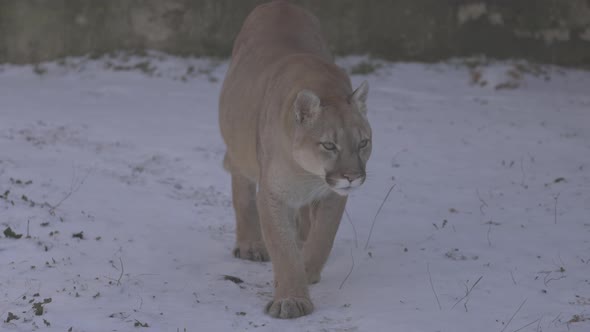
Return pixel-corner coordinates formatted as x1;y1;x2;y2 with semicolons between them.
359;139;370;149
320;142;337;151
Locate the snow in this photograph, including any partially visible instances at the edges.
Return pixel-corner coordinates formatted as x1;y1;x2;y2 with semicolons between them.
1;54;589;332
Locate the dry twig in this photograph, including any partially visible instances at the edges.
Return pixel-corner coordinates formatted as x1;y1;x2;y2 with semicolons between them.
364;183;396;250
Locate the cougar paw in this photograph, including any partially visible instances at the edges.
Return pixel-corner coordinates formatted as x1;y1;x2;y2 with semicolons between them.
265;297;314;319
233;242;269;262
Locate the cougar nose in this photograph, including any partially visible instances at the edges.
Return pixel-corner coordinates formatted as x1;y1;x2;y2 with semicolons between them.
342;172;362;183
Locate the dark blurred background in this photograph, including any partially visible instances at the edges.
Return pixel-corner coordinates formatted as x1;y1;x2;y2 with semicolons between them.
1;0;589;66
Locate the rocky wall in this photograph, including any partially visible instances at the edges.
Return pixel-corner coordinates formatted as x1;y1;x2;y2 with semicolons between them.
0;0;588;66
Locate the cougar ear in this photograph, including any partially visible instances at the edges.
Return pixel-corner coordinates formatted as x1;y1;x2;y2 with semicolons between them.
350;80;369;114
294;90;321;125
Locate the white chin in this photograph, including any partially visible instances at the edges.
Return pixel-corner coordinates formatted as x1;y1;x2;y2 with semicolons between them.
331;187;353;196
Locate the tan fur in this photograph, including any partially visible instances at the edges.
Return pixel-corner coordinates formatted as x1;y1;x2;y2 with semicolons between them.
219;0;372;319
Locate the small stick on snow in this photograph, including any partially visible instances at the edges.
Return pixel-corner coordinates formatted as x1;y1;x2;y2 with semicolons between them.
47;167;92;215
427;263;442;310
512;319;541;332
500;299;527;332
339;248;355;290
487;223;492;247
543;273;565;287
510;270;517;285
476;189;488;215
553;193;560;224
364;183;396;250
344;209;358;249
136;295;144;310
116;257;125;286
452;276;483;311
550;313;562;327
512;317;542;332
519;156;527;188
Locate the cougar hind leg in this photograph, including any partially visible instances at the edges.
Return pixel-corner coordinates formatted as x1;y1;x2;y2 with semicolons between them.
228;157;269;262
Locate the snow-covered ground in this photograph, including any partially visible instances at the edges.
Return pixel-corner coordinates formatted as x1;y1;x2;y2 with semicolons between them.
1;54;589;332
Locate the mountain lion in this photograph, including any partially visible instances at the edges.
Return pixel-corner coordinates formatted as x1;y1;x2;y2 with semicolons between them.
219;0;372;319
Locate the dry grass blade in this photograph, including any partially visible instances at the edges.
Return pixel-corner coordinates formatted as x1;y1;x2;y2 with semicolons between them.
519;156;527;188
339;248;355;290
47;167;92;215
451;276;483;311
427;263;442;310
512;317;542;332
344;209;358;248
500;299;527;332
116;257;124;286
553;193;560;224
364;183;396;250
510;270;517;285
476;189;488;215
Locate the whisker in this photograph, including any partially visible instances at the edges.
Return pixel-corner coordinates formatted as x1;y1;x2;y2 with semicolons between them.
304;183;330;204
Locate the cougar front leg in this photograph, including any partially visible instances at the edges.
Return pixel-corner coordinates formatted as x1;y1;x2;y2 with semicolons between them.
231;172;268;261
257;188;313;319
296;205;312;249
302;193;347;284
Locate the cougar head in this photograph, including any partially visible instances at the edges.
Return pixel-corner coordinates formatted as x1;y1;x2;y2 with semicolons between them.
292;81;372;196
